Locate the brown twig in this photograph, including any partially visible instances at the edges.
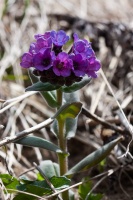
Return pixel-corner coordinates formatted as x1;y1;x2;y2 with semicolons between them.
7;189;47;200
116;110;133;132
82;107;125;134
0;118;54;147
18;167;35;177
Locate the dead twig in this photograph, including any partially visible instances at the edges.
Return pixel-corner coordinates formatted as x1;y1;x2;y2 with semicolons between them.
7;189;47;200
117;110;133;133
100;69;133;158
0;118;54;147
82;107;124;134
18;167;35;177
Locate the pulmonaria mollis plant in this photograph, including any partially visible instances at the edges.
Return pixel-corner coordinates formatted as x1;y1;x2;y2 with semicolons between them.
0;30;123;200
14;30;122;200
20;30;101;86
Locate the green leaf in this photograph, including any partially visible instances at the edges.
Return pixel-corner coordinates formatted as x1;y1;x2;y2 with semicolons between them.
19;176;34;184
51;119;58;136
13;194;32;200
87;193;103;200
14;136;62;153
52;92;80;137
64;92;79;138
69;190;75;200
78;178;103;200
78;178;92;200
28;69;59;108
39;160;59;179
66;137;123;176
62;76;91;93
65;118;77;138
0;174;20;193
64;91;79;103
14;184;50;200
14;176;70;200
40;91;59;108
25;81;60;92
53;102;82;121
50;176;70;189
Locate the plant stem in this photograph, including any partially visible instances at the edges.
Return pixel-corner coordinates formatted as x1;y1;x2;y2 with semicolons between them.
58;120;68;175
56;89;69;200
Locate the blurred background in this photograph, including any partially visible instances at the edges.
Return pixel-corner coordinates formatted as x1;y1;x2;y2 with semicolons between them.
0;0;133;199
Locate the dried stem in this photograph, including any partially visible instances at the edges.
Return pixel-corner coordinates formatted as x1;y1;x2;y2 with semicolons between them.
0;118;54;147
82;107;125;134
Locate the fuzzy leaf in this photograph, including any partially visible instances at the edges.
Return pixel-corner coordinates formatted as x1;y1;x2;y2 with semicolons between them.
65;118;77;138
64;92;79;138
66;137;123;176
40;91;59;108
39;160;59;178
25;81;60;92
28;69;59;108
62;76;91;93
51;119;58;136
53;102;82;121
14;176;70;200
14;136;61;153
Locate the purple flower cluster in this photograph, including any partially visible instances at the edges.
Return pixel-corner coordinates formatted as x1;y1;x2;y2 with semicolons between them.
20;30;101;86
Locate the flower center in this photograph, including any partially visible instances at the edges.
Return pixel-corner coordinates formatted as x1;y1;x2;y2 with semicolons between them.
58;62;64;69
43;58;51;66
73;61;79;69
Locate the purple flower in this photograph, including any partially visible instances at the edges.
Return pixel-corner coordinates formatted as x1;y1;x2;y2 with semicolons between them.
70;54;87;77
34;31;51;40
73;34;94;58
73;33;79;42
33;48;55;71
53;52;73;77
51;30;69;47
85;46;95;58
73;40;86;54
86;57;101;78
29;38;52;54
29;43;36;54
20;53;33;68
20;30;101;86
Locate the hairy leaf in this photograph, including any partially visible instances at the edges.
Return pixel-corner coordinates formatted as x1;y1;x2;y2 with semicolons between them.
66;137;123;176
39;160;59;179
62;76;91;93
14;176;70;200
25;81;60;92
53;102;82;121
28;68;59;108
14;136;61;153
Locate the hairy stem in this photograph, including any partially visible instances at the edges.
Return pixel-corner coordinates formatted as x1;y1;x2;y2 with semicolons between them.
58;119;68;175
56;89;69;200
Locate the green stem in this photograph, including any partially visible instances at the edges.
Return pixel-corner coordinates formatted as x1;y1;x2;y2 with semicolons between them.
56;89;69;200
58;119;68;175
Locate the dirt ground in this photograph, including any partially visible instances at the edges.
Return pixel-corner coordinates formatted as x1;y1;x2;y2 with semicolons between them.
0;0;133;199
